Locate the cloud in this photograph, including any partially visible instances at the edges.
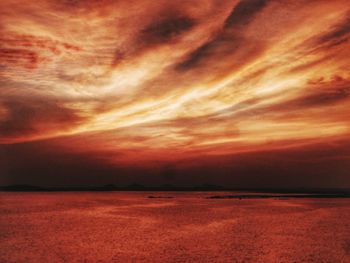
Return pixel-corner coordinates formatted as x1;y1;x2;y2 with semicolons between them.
316;15;350;47
175;0;269;71
224;0;268;28
296;86;349;107
140;14;196;46
0;96;88;142
0;0;350;186
0;48;40;69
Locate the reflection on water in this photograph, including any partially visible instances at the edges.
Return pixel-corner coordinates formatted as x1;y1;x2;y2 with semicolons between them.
0;192;349;262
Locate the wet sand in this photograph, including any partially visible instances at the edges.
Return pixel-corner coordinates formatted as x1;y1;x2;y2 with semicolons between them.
0;192;349;262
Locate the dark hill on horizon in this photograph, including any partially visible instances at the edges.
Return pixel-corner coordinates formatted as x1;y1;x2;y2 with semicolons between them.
1;184;350;197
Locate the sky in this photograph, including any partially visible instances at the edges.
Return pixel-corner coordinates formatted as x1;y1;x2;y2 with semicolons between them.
0;0;350;188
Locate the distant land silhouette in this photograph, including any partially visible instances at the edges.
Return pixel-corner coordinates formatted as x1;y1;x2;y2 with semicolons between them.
0;184;225;192
1;184;350;197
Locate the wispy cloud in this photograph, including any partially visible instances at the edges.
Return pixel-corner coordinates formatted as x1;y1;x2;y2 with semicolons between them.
0;0;349;167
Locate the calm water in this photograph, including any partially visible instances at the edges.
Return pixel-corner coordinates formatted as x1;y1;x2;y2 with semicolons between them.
1;192;349;262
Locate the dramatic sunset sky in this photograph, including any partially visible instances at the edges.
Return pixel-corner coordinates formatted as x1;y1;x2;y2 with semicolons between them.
0;0;350;188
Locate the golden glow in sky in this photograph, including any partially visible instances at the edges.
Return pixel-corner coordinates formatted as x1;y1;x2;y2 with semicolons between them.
1;0;350;167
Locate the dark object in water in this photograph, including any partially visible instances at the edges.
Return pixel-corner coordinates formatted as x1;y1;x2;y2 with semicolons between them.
147;196;174;199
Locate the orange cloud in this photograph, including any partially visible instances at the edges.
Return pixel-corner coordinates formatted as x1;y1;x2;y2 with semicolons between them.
0;0;349;168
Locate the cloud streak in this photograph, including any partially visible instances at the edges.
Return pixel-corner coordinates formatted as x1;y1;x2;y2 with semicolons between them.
0;0;349;183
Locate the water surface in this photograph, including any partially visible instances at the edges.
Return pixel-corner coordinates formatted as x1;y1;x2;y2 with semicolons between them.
1;192;349;262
